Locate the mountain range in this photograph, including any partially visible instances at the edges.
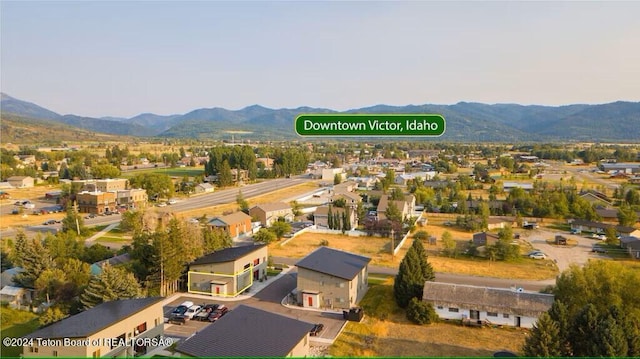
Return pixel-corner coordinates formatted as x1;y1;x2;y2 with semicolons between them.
1;92;639;142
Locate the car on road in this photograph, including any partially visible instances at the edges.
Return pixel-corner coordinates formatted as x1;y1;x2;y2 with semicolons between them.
168;199;178;205
156;202;167;207
529;252;547;260
43;219;59;225
207;306;229;322
85;213;97;219
310;323;324;336
592;233;606;241
592;245;607;253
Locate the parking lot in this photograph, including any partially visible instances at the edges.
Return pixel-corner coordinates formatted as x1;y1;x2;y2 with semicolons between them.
525;229;606;272
162;270;346;342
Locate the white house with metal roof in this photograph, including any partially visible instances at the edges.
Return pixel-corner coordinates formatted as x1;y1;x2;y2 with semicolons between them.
295;247;371;310
422;282;554;328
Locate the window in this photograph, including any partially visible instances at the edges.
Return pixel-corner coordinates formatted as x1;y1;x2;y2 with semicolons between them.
487;312;498;317
437;306;444;310
29;347;34;353
503;313;510;318
135;322;147;335
155;318;159;327
244;263;251;270
448;308;459;313
112;333;126;349
34;348;38;353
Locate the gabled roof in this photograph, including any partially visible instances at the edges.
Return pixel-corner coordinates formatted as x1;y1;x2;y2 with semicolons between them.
296;247;371;280
24;297;163;339
423;282;554;317
190;244;267;266
314;205;350;217
176;305;314;357
250;202;291;212
209;211;251;226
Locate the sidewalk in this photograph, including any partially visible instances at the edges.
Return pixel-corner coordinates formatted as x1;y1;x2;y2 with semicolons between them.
85;222;119;244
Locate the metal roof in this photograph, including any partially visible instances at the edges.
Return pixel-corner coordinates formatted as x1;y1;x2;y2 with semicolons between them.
190;244;267;266
423;282;554;318
296;246;371;280
176;305;314;357
24;297;163;339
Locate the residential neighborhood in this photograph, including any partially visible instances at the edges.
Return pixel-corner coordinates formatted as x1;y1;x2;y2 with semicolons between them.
2;2;640;356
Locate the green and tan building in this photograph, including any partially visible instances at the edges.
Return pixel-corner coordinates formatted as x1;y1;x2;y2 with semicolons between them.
188;244;268;297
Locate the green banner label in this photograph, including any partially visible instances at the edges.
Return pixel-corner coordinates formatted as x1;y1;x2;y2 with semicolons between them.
295;114;445;137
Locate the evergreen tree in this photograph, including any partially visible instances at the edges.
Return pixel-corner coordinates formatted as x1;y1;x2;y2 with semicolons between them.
394;249;426;308
548;301;571;356
406;297;436;324
523;312;562;357
202;227;232;252
327;207;334;229
593;314;628;357
14;238;54;288
410;238;435;281
570;304;600;357
80;263;141;310
218;160;233;187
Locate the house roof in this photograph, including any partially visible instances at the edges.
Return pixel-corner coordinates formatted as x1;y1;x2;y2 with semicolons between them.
250;202;291;213
571;219;637;234
176;304;314;357
209;211;251;226
423;282;554;318
190;244;267;266
620;236;640;245
24;297;163;339
332;192;362;202
296;246;371;280
0;286;25;296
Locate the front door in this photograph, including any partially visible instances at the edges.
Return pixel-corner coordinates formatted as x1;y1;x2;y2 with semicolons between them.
515;316;521;327
470;310;479;320
308;296;313;307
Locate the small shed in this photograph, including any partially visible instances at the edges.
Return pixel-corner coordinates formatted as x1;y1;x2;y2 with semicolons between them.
555;235;567;245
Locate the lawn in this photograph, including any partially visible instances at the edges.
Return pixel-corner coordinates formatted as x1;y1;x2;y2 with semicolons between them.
329;278;526;357
1;306;39;358
119;166;205;179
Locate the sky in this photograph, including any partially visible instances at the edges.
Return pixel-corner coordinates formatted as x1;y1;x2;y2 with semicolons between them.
1;1;639;118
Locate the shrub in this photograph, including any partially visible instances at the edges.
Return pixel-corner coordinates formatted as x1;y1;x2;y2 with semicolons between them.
319;239;329;246
406;297;436;325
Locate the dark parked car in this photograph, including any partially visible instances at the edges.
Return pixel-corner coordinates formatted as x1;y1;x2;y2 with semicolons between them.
592;245;607;253
195;304;220;321
310;323;324;336
171;305;189;316
168;315;187;325
207;306;229;322
43;219;58;225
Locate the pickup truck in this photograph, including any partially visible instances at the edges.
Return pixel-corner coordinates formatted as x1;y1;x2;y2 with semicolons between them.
195;304;220;321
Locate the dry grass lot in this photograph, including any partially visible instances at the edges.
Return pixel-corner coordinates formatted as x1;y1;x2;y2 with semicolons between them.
0;185;65;229
330;277;526;357
272;228;559;280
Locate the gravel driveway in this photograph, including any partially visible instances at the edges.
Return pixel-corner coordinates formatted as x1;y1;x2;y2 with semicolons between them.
524;229;605;272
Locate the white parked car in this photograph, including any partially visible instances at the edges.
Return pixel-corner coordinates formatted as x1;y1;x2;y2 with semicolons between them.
168;199;178;205
183;305;202;320
529;252;546;260
592;233;606;241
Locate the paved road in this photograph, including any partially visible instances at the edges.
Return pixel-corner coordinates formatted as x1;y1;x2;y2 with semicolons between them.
158;177;311;214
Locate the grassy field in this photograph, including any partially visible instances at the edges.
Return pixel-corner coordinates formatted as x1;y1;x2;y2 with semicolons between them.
0;306;39;358
329;278;526;357
119;166;205;179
